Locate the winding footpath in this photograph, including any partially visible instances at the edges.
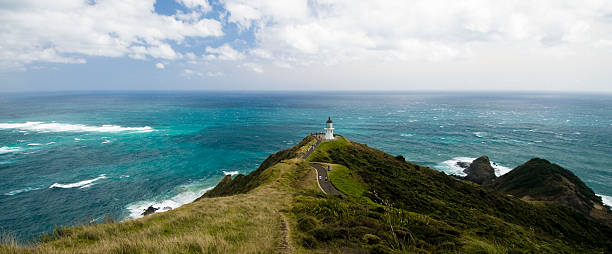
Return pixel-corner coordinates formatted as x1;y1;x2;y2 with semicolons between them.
302;134;342;196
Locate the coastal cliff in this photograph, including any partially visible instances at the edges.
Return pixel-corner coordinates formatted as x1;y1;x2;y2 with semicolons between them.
3;135;611;253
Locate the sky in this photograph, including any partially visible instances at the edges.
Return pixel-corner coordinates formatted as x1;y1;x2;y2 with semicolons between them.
1;0;612;92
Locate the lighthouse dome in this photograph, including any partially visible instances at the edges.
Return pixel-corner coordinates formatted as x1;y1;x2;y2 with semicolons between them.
326;117;333;123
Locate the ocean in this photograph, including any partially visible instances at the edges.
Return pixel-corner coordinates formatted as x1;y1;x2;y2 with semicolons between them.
1;91;611;241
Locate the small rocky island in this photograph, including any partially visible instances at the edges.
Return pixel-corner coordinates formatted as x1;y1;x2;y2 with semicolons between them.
456;155;612;225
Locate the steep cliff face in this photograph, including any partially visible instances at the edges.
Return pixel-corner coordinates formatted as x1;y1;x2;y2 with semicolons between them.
463;155;497;185
491;158;611;222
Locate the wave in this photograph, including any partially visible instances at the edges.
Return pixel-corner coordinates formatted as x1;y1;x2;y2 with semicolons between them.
473;132;486;138
0;146;22;154
223;170;239;176
125;182;214;220
597;194;612;207
435;157;512;177
49;174;107;189
4;186;42;196
0;122;153;133
400;133;413;137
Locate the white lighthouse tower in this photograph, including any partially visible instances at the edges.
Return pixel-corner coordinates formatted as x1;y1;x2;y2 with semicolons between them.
324;117;335;140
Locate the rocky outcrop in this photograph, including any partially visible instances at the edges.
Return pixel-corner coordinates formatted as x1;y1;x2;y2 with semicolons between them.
142;206;159;216
462;156;497;185
491;158;612;224
221;174;232;184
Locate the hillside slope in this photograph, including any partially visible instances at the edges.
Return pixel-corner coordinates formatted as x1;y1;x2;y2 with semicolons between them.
490;158;612;222
304;136;612;252
0;137;319;253
3;135;611;253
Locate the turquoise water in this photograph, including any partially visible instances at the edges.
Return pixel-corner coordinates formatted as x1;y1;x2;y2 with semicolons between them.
0;91;611;241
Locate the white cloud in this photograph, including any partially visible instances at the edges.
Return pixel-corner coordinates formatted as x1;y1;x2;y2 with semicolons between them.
0;0;222;70
242;62;263;73
205;44;245;61
176;0;212;12
155;63;165;69
223;0;612;66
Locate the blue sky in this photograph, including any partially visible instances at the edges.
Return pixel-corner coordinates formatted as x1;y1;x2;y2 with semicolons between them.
1;0;612;92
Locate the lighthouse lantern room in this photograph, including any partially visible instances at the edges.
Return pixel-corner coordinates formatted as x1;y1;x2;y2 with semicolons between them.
324;117;335;140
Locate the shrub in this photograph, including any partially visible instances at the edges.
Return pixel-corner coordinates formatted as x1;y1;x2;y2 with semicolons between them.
312;227;335;242
363;233;381;245
297;216;318;232
301;235;318;248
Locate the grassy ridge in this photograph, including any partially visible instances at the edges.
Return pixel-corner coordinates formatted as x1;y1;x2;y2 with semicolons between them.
202;135;316;198
306;138;612;253
1;157;310;253
3;134;611;253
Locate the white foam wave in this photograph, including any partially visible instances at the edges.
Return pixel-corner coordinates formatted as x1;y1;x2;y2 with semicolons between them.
4;186;41;196
0;146;22;154
125;183;214;220
49;174;107;189
597;194;612;207
0;122;153;133
435;157;512;177
102;140;111;144
400;133;413;137
223;170;239;176
473;132;486;138
27;143;42;146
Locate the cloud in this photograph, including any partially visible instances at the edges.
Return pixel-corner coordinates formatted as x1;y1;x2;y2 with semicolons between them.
205;44;245;61
155;63;165;69
3;0;612;91
242;62;263;73
0;0;222;70
176;0;212;12
223;0;612;66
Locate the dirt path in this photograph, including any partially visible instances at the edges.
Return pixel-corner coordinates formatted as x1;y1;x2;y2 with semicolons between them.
277;213;292;254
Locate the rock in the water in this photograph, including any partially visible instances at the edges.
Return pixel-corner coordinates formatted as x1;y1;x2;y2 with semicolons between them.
456;161;470;169
463;156;496;185
142;205;159;216
221;174;232;184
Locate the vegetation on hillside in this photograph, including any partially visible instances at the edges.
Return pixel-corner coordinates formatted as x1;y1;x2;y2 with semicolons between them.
305;137;612;253
2;134;611;253
491;158;604;212
1;160;297;253
202;135;316;198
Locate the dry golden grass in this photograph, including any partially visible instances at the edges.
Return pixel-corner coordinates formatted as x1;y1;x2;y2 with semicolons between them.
1;160;311;254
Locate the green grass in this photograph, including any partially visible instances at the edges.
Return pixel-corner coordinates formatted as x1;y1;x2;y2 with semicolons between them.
3;134;611;253
328;164;364;198
307;136;348;163
307;136;612;253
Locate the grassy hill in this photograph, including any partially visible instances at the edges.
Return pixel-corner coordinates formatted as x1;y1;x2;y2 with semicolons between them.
2;135;611;253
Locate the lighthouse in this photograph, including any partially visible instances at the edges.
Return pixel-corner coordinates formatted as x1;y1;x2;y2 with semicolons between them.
324;117;335;140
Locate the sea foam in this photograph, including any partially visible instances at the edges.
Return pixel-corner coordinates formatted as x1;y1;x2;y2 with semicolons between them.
125;183;214;220
49;174;107;189
0;122;153;133
436;157;512;177
4;186;41;196
223;170;239;176
597;194;612;207
0;146;22;154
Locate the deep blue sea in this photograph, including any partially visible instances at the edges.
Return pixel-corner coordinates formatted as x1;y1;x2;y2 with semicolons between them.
1;91;611;241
